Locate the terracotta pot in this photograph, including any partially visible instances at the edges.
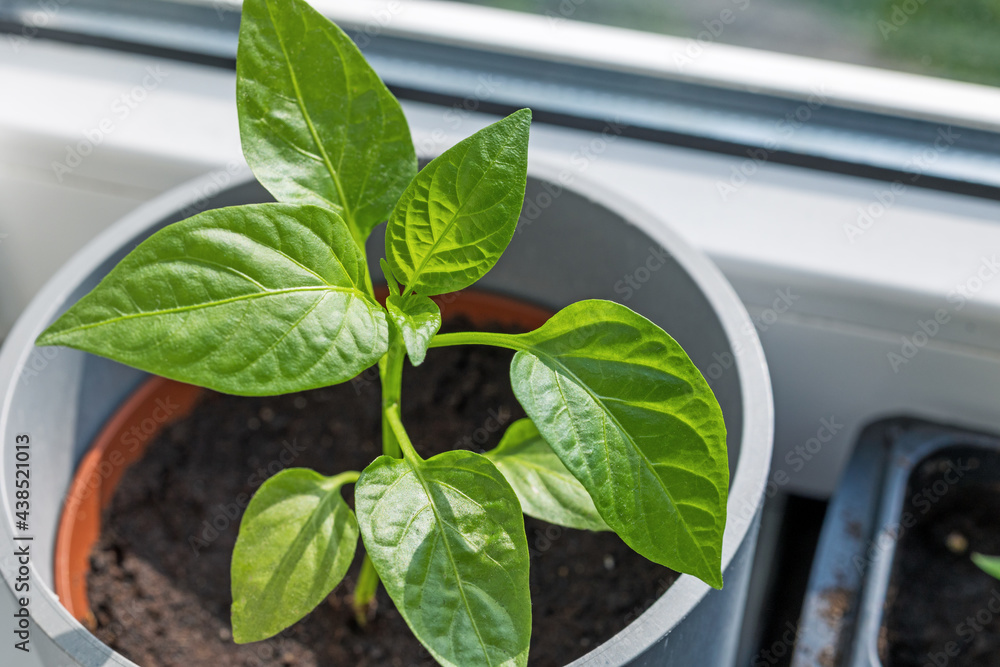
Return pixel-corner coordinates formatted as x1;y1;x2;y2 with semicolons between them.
53;288;553;629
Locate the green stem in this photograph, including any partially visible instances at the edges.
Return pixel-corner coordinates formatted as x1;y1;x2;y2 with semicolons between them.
329;470;360;486
354;323;517;626
427;330;523;350
385;403;422;463
351;330;407;623
379;334;406;459
352;555;380;627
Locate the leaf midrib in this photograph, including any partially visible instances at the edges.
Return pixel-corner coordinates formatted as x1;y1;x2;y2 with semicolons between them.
403;126;519;292
250;483;348;619
520;346;715;572
264;0;358;238
45;285;363;339
406;460;495;666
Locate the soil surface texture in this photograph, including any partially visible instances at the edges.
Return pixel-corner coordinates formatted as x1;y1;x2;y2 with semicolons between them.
883;449;1000;666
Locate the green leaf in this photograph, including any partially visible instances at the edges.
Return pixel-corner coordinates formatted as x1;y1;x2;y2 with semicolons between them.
380;257;400;296
231;469;359;643
973;553;1000;579
355;450;531;667
508;300;728;588
486;418;609;532
386;294;442;366
385;109;531;296
237;0;416;244
36;203;389;396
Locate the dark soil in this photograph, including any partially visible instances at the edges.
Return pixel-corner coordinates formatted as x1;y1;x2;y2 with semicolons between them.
883;449;1000;666
88;315;677;667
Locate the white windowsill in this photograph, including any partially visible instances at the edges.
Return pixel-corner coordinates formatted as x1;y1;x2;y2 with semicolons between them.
3;38;1000;497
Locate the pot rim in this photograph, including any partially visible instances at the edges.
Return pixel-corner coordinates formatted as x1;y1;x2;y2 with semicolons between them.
0;159;774;666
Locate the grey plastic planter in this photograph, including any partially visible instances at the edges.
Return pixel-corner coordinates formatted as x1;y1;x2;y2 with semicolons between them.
792;421;1000;667
0;162;773;667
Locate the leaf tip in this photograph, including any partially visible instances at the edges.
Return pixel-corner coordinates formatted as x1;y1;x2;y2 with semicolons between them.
229;613;255;645
704;568;724;590
35;320;66;348
973;552;1000;578
34;332;56;348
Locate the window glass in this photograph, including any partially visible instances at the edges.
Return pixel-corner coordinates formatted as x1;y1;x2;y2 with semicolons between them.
445;0;1000;87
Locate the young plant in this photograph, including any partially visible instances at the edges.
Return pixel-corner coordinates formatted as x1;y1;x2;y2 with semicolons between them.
36;0;729;664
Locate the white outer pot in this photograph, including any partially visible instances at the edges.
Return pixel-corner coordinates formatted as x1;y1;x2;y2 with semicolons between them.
0;161;773;666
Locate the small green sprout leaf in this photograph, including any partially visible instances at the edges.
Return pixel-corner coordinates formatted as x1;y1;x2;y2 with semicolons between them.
238;0;417;244
385;109;531;296
508;300;729;588
355;450;531;667
36;204;389;396
231;469;360;643
386;294;442;366
973;552;1000;579
486;418;609;532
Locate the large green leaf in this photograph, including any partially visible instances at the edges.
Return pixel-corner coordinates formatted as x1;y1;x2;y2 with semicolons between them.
355;450;531;667
486;418;608;532
508;300;728;588
237;0;416;243
36;203;388;396
231;469;359;643
386;293;442;366
385;109;531;296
